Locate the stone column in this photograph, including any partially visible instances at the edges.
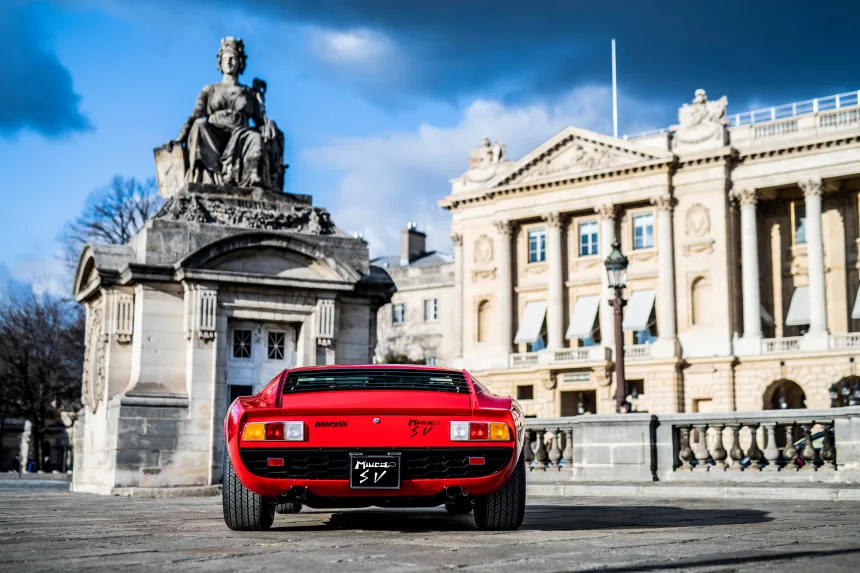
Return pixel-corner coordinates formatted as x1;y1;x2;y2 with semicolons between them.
732;188;763;355
650;194;679;358
451;232;464;358
494;220;515;353
800;177;829;349
542;212;565;350
595;204;617;351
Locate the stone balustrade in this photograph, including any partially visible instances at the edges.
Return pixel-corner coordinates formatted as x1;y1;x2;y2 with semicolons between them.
509;346;610;369
524;406;860;483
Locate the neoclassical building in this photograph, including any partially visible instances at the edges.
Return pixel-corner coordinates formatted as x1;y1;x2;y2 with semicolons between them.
440;89;860;417
372;224;455;366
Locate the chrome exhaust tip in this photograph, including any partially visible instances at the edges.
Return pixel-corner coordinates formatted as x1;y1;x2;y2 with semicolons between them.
291;486;307;501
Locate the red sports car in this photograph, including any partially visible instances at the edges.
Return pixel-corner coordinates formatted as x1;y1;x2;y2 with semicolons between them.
222;365;526;531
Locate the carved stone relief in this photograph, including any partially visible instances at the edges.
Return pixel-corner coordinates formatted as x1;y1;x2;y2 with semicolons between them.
82;303;106;413
526;139;635;180
474;235;494;264
672;89;728;151
682;203;715;255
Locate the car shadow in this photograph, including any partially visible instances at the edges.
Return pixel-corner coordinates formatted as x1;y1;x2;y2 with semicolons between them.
270;504;771;532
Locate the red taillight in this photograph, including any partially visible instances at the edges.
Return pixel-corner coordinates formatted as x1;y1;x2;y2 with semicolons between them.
264;422;284;440
267;458;285;467
469;422;489;440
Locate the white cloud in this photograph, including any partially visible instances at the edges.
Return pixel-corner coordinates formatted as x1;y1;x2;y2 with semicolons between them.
309;27;392;65
11;256;71;298
303;85;667;257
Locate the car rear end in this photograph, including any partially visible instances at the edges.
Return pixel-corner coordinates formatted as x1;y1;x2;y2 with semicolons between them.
222;366;526;531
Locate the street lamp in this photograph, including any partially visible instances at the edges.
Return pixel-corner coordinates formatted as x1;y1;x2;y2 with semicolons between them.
604;239;629;413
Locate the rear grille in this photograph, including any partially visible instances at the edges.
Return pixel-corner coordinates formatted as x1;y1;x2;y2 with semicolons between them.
282;369;470;395
239;448;512;480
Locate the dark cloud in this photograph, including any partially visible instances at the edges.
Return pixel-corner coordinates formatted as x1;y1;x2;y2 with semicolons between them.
0;4;91;138
173;0;860;116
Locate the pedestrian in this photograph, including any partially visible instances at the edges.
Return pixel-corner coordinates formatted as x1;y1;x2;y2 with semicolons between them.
26;458;35;473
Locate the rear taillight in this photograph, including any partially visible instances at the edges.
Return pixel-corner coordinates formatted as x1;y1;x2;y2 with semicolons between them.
242;421;304;442
450;421;511;441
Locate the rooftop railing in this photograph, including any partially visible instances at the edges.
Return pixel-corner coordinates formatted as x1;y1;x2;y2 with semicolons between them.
622;89;860;140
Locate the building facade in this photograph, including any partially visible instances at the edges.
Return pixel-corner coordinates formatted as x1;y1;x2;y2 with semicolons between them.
373;224;456;366
440;89;860;417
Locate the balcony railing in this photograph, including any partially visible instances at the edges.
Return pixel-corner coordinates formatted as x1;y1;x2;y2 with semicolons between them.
523;407;860;483
831;333;860;350
508;346;611;368
762;336;802;354
624;343;652;360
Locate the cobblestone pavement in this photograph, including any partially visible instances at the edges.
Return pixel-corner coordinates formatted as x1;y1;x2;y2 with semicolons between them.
2;482;860;572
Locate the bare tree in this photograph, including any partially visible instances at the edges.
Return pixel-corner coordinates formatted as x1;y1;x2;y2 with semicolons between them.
60;176;164;269
0;291;83;471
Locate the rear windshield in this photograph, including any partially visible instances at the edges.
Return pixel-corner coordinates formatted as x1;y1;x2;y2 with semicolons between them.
282;368;470;395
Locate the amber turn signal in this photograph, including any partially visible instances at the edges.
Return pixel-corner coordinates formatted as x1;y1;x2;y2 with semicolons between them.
242;422;266;441
489;422;510;441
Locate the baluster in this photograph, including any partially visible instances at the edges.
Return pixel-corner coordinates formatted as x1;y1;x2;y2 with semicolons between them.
762;422;781;472
562;428;573;469
799;422;816;471
523;429;535;470
677;425;694;471
727;424;744;471
693;424;710;471
534;429;549;471
745;423;763;471
710;424;727;471
548;429;562;470
783;423;800;471
820;422;837;471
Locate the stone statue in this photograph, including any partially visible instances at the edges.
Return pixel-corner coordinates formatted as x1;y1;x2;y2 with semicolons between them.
672;89;728;151
160;37;286;193
468;136;507;170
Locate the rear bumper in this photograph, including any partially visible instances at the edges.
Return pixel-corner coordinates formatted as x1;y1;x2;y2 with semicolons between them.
228;440;518;499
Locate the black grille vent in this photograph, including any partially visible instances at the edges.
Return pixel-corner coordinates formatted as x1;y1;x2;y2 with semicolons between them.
239;448;511;480
282;369;469;395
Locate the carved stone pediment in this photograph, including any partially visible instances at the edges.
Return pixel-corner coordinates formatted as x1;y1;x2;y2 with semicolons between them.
519;139;642;182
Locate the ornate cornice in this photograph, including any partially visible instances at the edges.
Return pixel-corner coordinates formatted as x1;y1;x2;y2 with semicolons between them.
493;220;515;236
595;203;617;221
730;187;758;207
540;212;564;229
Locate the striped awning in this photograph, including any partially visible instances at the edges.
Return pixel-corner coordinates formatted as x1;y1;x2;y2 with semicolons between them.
785;286;810;326
514;300;547;344
852;286;860;320
565;295;601;339
622;290;656;332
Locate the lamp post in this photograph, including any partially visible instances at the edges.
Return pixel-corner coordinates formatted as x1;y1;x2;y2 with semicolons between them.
604;239;629;413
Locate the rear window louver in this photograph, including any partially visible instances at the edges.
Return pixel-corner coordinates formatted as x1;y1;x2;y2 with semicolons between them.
282;369;470;394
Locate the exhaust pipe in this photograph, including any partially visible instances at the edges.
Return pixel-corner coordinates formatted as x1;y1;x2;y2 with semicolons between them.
291;486;307;501
445;486;463;499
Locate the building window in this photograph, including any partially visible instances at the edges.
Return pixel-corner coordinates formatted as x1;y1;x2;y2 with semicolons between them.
517;385;534;400
633;212;654;250
528;228;546;263
579;220;598;256
232;329;252;359
635;307;658;345
792;201;807;245
424;299;438;321
392;303;405;324
229;384;254;403
267;331;285;360
425;356;438;366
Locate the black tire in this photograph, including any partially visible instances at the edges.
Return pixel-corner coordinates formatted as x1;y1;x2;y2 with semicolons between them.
276;502;302;514
474;453;526;530
445;498;473;514
222;447;275;531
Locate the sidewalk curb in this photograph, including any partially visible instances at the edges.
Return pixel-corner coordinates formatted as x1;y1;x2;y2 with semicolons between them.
527;482;860;501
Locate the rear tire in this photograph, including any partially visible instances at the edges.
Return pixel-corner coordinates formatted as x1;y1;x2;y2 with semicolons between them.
276;502;302;514
222;446;275;531
473;453;525;530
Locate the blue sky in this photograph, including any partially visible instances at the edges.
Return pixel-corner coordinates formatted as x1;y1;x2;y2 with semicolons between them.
2;0;859;295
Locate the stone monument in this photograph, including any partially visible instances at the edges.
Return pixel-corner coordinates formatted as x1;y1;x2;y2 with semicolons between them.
671;89;729;152
71;37;395;495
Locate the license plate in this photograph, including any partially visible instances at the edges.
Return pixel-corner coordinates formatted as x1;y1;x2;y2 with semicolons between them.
349;454;401;489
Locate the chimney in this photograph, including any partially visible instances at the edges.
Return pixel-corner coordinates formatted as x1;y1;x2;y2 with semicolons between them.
400;222;426;265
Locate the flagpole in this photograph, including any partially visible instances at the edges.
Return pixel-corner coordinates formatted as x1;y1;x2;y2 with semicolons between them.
612;39;618;138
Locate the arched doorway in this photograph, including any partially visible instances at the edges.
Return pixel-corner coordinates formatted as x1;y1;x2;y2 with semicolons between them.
763;379;806;410
831;376;860;407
